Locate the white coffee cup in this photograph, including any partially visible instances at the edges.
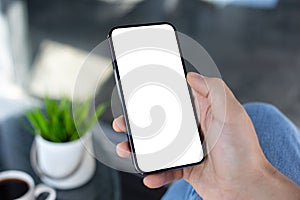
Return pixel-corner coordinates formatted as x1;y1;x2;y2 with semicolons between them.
0;170;56;200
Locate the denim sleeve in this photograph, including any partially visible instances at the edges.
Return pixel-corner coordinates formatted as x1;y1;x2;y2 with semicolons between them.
244;102;300;185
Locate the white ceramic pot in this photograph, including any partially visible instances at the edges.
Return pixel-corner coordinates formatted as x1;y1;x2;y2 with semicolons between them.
34;132;95;189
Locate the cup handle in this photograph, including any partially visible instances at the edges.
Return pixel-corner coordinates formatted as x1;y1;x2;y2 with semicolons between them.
34;184;56;200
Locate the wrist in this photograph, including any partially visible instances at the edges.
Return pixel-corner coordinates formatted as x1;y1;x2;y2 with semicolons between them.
242;159;300;200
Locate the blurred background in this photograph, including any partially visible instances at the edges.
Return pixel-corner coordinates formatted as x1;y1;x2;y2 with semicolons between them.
1;0;299;126
0;0;299;199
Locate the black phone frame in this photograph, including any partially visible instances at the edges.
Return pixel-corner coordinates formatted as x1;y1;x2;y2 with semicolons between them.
108;22;206;175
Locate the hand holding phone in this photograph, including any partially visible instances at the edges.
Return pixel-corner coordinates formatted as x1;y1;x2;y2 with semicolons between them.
110;23;300;200
113;73;296;200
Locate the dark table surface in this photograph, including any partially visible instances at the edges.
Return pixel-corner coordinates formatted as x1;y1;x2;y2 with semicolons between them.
0;114;120;200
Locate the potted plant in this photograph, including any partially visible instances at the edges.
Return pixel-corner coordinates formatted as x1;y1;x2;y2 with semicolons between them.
26;97;106;189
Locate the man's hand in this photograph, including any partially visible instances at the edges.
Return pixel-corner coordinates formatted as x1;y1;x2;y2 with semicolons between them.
112;72;300;199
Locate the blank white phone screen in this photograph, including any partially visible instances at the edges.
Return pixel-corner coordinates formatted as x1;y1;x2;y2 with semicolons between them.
111;24;204;173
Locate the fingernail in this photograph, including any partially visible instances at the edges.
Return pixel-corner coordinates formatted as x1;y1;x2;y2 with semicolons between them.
188;73;201;84
188;72;204;78
113;120;123;132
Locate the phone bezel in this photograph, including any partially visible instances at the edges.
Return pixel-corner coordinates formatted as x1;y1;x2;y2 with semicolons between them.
108;22;206;175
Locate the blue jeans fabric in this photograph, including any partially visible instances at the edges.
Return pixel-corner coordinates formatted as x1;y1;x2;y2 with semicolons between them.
162;103;300;200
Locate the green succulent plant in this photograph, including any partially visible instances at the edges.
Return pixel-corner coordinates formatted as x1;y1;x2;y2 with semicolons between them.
26;97;107;143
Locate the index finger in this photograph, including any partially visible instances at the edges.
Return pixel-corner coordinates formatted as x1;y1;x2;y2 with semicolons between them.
112;115;126;132
187;72;209;97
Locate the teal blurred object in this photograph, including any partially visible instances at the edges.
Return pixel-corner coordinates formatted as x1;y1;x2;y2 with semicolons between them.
203;0;278;8
233;0;278;8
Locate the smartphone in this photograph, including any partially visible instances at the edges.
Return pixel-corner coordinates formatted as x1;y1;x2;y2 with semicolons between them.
108;22;204;174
